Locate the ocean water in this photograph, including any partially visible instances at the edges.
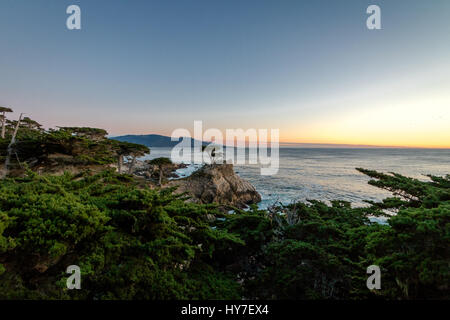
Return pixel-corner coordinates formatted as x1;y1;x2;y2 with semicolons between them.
142;147;449;208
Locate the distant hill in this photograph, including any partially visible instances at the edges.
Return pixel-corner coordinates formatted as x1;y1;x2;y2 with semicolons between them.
110;134;205;148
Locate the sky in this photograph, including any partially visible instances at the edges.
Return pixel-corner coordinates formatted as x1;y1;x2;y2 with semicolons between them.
0;0;449;148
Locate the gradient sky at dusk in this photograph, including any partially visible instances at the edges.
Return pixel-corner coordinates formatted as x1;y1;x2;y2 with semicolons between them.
1;0;449;147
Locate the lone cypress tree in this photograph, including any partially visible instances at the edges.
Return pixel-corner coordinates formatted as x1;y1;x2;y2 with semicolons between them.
202;144;221;164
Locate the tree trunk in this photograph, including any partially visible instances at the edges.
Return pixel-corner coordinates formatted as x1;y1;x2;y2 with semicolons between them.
158;166;163;186
117;155;123;174
2;113;23;178
128;156;137;174
1;111;5;139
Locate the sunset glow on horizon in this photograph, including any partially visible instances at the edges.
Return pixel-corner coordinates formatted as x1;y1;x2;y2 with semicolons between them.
1;0;449;148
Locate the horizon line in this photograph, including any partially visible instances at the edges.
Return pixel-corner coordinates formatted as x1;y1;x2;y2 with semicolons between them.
108;133;450;149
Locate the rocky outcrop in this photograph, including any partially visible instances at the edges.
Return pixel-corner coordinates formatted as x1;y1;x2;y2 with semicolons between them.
168;163;261;208
144;161;188;180
119;159;188;180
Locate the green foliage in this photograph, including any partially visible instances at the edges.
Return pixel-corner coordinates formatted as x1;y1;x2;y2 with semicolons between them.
0;106;13;113
58;127;108;136
0;157;447;300
240;171;449;300
357;168;449;208
148;157;173;185
0;170;245;299
110;139;150;156
148;157;172;166
241;201;374;299
364;197;450;299
0;125;151;171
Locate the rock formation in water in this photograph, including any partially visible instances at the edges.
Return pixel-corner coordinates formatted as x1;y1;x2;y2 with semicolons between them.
168;163;261;208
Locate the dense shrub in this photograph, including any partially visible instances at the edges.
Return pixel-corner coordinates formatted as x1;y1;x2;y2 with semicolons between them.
0;167;448;300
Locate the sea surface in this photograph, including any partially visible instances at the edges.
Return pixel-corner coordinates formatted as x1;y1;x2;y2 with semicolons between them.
142;147;449;209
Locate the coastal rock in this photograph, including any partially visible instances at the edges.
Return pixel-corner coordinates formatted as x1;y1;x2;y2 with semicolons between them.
121;160;188;180
168;163;261;208
144;161;188;180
